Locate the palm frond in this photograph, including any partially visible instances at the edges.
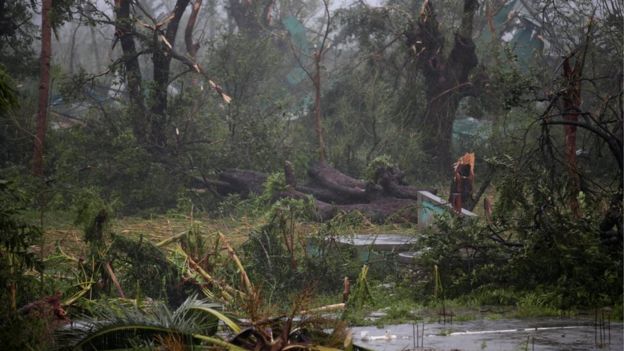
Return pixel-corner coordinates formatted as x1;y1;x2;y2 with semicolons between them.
55;295;240;350
187;303;242;334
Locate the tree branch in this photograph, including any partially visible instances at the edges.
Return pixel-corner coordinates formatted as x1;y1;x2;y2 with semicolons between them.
543;120;623;170
167;46;232;103
185;0;203;59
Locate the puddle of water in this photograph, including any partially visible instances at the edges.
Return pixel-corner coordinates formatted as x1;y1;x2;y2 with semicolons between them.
351;318;623;351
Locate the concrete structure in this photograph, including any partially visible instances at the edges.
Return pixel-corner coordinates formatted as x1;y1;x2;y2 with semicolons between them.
416;190;477;229
332;234;418;262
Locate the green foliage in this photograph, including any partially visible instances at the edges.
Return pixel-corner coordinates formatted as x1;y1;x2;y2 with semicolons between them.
0;180;51;349
241;204;366;300
49;0;79;29
321;65;416;178
0;65;18;114
109;234;192;306
0;1;37;75
268;196;316;221
348;265;373;310
462;286;521;306
241;215;298;296
0;312;58;351
0;0;621;339
179;226;215;271
203;33;297;172
215;194;254;218
241;200;311;297
256;172;288;206
56;296;238;350
0;180;43;310
365;155;395;182
303;216;365;291
416;171;622;310
49;125;183;215
72;188;114;250
481;44;535;111
68;194;196;305
0;76;36;168
514;291;564;318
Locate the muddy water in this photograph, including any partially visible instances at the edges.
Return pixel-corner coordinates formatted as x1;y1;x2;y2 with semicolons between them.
351;318;623;351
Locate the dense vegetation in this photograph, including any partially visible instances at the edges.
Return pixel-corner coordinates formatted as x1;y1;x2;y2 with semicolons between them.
0;0;621;349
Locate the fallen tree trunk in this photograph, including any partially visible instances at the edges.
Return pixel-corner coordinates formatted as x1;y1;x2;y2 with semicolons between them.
372;164;428;200
276;188;337;221
307;162;369;203
295;184;347;204
277;188;417;223
308;161;367;189
384;183;421;200
197;162;426;223
217;169;267;196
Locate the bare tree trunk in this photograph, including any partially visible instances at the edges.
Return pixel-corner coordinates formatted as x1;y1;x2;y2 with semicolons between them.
313;0;331;164
313;51;326;163
68;23;80;75
149;0;191;150
114;0;148;145
185;0;203;60
32;0;53;177
423;96;461;172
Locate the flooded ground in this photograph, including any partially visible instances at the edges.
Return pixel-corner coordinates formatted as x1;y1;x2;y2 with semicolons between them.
351;318;623;351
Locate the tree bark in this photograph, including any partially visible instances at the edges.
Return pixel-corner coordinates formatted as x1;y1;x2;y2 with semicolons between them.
307;161;368;203
313;51;326;163
308;161;367;189
312;0;331;164
32;0;53;177
150;0;191;150
114;0;148;145
217;169;268;196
